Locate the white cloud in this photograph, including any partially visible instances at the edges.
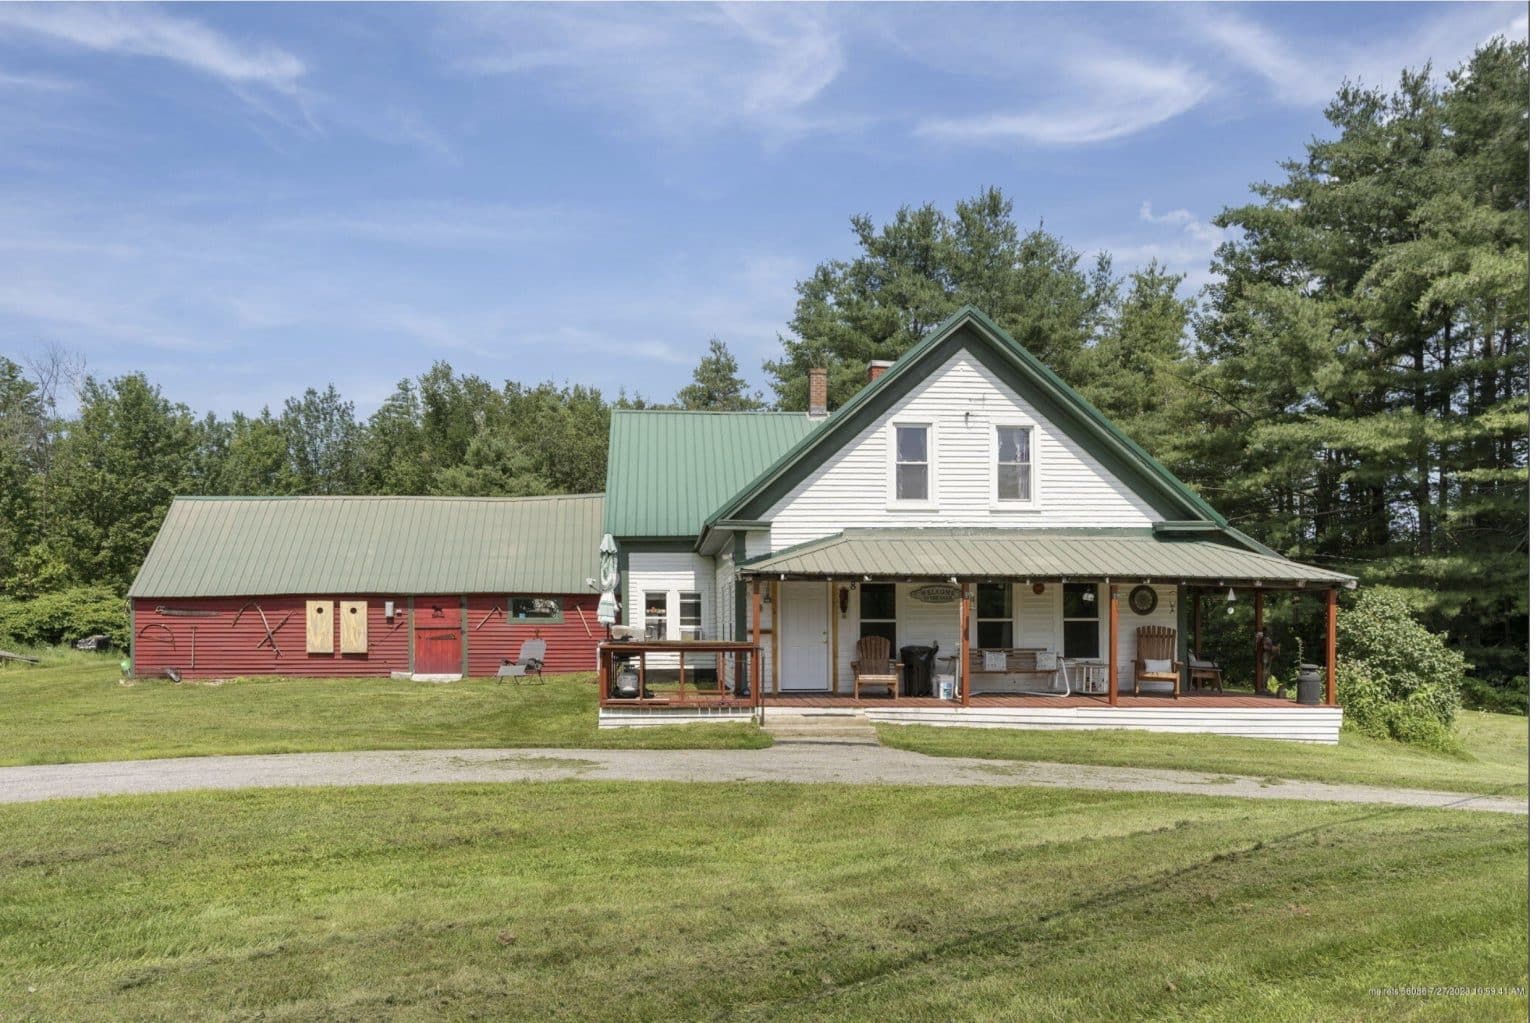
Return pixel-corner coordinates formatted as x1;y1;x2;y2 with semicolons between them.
1138;202;1226;250
915;52;1210;145
0;4;304;91
447;3;847;140
1196;5;1528;108
270;200;594;250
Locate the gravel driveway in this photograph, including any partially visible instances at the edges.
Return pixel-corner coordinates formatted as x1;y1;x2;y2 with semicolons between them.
0;744;1525;813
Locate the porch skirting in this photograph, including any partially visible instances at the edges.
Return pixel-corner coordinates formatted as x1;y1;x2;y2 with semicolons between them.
862;704;1342;743
599;706;757;729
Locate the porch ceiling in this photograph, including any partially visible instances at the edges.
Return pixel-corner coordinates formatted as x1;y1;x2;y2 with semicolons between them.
736;529;1356;588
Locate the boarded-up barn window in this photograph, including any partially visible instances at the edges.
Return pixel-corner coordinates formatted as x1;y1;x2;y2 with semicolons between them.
306;601;334;654
340;600;368;653
509;596;563;623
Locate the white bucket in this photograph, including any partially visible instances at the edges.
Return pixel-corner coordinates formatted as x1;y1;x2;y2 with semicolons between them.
936;675;956;701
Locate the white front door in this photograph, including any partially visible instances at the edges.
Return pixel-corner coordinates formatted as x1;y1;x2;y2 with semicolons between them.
778;582;829;691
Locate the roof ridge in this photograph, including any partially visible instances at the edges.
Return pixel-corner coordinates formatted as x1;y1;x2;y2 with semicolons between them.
171;493;605;503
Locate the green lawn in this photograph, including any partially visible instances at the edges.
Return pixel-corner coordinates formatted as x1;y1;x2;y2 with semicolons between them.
0;651;767;765
0;783;1525;1022
879;711;1529;797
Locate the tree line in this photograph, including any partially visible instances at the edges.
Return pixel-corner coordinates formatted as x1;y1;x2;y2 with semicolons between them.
0;40;1525;693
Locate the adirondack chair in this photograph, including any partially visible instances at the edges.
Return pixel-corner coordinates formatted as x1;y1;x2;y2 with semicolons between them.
1132;626;1180;698
851;635;903;700
1187;654;1224;693
498;637;547;682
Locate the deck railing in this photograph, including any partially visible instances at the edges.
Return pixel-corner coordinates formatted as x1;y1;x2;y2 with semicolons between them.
597;640;762;710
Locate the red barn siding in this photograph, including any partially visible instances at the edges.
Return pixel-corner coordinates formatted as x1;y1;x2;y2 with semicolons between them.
466;594;601;675
133;592;598;678
133;595;412;678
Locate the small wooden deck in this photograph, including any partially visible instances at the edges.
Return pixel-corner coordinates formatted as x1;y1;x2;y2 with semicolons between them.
763;691;1312;710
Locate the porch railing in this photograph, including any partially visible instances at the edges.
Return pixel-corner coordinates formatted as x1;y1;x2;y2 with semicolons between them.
597;640;763;710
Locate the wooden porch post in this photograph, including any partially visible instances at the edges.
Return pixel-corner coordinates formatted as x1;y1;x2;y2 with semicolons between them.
1253;588;1265;695
1192;588;1203;657
1325;587;1338;706
1176;585;1189;693
1106;584;1119;706
750;579;763;704
959;583;971;706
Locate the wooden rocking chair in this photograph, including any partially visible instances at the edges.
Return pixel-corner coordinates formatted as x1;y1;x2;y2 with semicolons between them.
851;635;903;700
1133;626;1181;698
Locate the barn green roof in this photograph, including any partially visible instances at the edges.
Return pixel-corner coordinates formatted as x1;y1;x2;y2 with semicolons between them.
128;494;604;598
602;410;823;538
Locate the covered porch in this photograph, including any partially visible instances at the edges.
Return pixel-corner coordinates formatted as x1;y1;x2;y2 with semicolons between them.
739;528;1356;718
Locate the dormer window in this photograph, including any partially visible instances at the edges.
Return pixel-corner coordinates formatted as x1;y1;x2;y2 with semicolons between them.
894;423;930;502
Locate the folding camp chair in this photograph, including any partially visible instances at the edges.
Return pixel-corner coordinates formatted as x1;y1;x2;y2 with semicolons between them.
498;637;546;683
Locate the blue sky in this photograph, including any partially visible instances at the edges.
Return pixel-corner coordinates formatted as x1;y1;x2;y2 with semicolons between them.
0;2;1525;415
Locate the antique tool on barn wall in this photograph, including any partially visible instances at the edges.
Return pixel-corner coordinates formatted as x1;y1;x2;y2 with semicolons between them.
474;605;505;631
154;606;220;618
233;601;288;658
136;623;175;647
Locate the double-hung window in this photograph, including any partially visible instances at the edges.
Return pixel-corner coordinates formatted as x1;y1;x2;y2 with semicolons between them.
859;583;897;648
678;591;703;640
976;583;1013;648
643;591;668;640
1062;583;1100;659
893;424;931;503
995;425;1034;503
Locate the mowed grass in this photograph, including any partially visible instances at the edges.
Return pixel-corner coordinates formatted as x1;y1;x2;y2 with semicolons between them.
0;651;766;765
0;783;1526;1022
878;711;1529;797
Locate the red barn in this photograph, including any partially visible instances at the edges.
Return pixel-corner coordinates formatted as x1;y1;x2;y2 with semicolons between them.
128;494;605;679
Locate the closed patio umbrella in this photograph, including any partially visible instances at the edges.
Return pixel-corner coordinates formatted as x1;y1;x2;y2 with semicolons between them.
596;533;620;626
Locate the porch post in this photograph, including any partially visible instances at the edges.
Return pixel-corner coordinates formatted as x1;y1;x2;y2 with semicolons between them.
750;579;763;703
1192;588;1202;657
1176;585;1189;692
1253;588;1265;695
1325;587;1338;705
959;582;971;706
1106;584;1119;706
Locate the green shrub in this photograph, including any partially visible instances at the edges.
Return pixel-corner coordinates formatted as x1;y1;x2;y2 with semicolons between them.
1461;678;1529;716
1335;589;1468;752
0;587;128;650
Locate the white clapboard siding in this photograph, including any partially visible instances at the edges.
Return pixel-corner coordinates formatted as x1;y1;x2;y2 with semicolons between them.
865;705;1343;743
627;552;716;668
766;350;1161;550
1114;584;1178;691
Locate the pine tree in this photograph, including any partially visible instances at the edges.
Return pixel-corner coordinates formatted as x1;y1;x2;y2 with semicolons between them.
677;340;764;410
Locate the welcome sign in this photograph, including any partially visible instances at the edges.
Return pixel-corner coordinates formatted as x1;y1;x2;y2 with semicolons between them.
909;584;961;604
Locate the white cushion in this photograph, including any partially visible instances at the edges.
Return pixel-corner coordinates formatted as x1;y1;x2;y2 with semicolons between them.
1144;658;1173;674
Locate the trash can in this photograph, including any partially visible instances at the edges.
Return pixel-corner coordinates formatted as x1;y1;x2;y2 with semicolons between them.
900;643;939;698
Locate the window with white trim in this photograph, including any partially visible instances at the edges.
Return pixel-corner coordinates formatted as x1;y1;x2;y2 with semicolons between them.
894;424;930;502
1062;583;1100;659
678;591;703;640
643;591;667;640
859;583;897;648
996;425;1034;502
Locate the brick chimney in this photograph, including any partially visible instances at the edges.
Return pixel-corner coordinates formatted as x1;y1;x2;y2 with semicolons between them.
808;366;828;419
867;359;893;383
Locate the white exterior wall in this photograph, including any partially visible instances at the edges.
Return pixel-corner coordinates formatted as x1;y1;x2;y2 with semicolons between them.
626;551;716;669
765;350;1162;550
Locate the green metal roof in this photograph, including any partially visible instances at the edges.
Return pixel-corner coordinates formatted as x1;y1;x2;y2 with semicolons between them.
737;529;1357;587
602;410;823;538
129;494;605;598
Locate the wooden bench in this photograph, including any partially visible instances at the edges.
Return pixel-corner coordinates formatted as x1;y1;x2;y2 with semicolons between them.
968;648;1060;693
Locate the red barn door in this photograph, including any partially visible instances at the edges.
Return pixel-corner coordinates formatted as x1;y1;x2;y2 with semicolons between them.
414;597;463;675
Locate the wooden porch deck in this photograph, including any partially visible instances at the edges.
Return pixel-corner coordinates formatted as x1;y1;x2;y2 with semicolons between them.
763;691;1311;710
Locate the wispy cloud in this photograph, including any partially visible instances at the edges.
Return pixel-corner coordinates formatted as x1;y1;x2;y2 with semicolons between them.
0;65;78;92
916;52;1209;145
0;3;305;92
270;200;595;250
1195;4;1528;108
446;3;848;140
